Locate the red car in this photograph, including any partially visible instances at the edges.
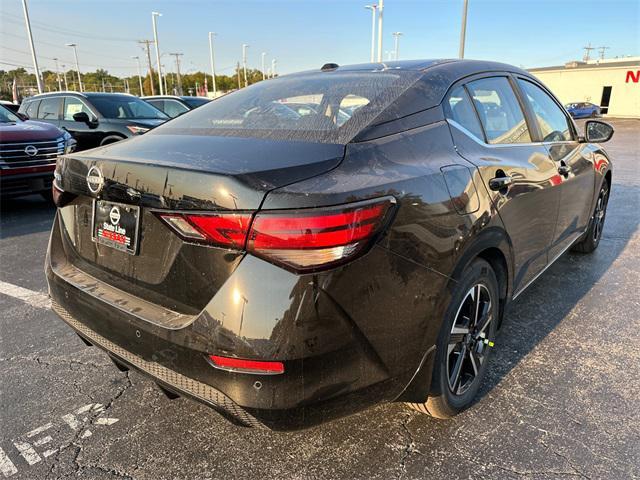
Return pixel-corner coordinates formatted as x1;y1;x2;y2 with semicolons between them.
0;104;76;199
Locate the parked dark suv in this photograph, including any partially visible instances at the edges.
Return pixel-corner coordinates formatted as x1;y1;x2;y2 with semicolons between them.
0;103;75;198
47;60;613;430
19;92;168;151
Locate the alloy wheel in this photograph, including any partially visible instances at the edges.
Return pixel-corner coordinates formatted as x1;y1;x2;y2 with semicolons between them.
447;284;493;396
592;187;608;242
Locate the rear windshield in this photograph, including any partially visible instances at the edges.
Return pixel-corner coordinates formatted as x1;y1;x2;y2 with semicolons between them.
89;95;168;120
152;71;421;143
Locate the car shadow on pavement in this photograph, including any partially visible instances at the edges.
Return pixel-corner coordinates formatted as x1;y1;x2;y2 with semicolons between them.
0;194;56;239
476;181;639;402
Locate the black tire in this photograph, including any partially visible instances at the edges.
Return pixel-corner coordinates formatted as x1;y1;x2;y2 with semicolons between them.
100;135;125;146
591;111;598;118
408;258;499;419
572;181;609;253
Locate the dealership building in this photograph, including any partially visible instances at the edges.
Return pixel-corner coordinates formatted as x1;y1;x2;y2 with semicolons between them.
529;57;640;118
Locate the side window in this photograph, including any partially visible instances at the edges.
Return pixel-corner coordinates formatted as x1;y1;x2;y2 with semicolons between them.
162;99;189;118
63;97;92;121
24;100;40;118
445;85;484;140
466;77;531;144
518;79;572;142
37;97;62;120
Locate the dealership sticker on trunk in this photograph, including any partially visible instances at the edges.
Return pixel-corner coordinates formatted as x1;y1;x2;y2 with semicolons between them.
92;200;140;254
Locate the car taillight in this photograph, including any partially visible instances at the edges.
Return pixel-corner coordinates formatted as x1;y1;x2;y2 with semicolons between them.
157;212;251;248
247;198;394;272
156;197;394;272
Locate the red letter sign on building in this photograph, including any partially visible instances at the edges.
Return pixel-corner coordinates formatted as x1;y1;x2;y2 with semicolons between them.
626;70;640;83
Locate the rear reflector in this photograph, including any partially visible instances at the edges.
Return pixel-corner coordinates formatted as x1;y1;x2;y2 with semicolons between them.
157;197;394;272
208;355;284;375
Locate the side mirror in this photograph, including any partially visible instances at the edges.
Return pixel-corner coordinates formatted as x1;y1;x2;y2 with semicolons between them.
72;111;91;123
16;112;29;121
585;120;614;143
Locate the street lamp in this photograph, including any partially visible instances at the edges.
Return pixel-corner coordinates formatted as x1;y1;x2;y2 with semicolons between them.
376;0;384;62
21;0;43;93
261;52;267;80
132;56;143;96
364;5;377;62
65;43;83;92
151;11;164;95
392;32;403;60
242;44;249;87
52;57;62;90
271;58;277;78
208;32;217;96
459;0;469;58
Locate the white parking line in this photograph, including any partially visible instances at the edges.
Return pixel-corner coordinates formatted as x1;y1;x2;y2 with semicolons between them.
0;281;50;309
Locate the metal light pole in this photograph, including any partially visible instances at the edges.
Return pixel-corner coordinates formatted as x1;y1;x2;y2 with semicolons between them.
162;65;169;94
169;53;183;95
261;52;267;80
66;43;83;92
392;32;403;60
132;56;143;96
61;64;68;90
152;12;164;95
459;0;469;59
365;5;377;62
21;0;43;93
376;0;384;62
208;32;217;96
242;44;249;87
53;57;62;90
271;58;277;78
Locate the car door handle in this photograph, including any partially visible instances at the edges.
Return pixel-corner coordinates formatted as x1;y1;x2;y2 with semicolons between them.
558;165;571;176
488;175;513;191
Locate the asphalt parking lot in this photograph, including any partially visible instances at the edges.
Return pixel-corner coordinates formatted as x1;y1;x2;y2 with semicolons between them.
0;118;638;480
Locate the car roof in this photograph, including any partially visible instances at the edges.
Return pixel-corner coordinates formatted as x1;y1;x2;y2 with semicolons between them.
26;91;136;100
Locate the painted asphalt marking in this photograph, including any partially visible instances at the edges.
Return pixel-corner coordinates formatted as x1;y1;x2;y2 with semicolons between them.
0;281;50;309
1;403;119;477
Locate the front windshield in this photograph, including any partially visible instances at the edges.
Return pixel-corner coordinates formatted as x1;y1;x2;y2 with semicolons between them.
89;95;168;120
154;70;422;143
0;105;20;123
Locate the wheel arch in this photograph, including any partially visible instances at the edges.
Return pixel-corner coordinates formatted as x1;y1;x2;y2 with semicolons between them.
99;134;127;146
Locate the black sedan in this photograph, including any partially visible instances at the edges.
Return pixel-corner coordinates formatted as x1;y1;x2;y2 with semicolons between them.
46;59;613;430
142;95;211;118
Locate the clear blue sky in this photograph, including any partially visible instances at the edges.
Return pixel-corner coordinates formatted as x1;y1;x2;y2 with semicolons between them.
1;0;638;77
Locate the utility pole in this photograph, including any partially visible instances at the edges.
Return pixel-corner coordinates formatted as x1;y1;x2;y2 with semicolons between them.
236;61;241;89
169;53;183;95
597;46;610;60
583;43;595;62
376;0;384;62
61;64;68;90
365;5;377;62
139;40;155;95
53;57;62;90
271;58;277;78
152;12;164;94
21;0;43;93
66;43;83;92
242;44;249;87
132;56;143;96
392;32;403;60
208;32;217;96
459;0;469;58
162;65;168;93
261;52;267;80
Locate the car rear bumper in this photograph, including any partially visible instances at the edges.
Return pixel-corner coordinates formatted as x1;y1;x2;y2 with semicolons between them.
46;208;446;430
0;165;55;197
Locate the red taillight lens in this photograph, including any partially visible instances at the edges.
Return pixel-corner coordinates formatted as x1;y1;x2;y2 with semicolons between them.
247;198;394;272
208;355;284;375
157;212;251;249
157;197;394;271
